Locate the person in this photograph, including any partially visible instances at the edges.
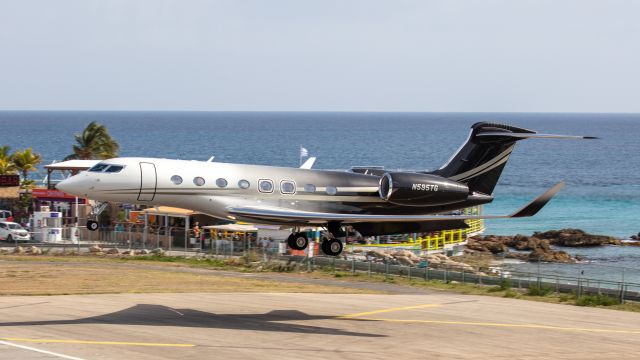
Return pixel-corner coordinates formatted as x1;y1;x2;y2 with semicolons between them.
192;221;201;240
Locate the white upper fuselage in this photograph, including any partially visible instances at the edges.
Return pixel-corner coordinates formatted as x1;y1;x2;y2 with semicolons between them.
56;157;383;223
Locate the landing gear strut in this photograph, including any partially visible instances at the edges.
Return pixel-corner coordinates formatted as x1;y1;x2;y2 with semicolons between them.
287;232;309;250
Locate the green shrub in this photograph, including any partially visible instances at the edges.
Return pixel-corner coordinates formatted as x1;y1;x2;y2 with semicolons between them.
576;294;621;307
504;289;519;298
527;283;554;296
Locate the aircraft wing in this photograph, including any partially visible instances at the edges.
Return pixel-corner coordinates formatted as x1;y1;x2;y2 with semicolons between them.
228;182;565;224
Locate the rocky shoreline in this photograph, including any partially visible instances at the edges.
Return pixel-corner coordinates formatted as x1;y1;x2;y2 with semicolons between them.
467;229;638;263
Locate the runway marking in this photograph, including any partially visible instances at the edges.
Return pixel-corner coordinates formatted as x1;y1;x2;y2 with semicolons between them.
1;338;195;347
0;301;50;310
0;339;86;360
338;303;640;335
354;318;640;334
339;303;442;318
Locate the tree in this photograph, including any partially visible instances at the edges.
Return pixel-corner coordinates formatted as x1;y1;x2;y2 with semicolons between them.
12;147;42;183
0;157;17;175
65;121;119;160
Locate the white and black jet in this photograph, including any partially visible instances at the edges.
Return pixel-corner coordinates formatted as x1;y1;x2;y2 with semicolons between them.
56;122;595;256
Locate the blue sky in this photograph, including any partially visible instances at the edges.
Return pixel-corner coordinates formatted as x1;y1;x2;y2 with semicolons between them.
1;0;639;112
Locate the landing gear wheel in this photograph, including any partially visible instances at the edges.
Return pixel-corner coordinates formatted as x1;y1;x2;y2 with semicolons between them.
87;220;99;231
287;232;309;250
321;238;343;256
7;235;12;242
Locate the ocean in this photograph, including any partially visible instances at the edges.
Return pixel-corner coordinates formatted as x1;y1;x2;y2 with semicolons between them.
1;111;639;280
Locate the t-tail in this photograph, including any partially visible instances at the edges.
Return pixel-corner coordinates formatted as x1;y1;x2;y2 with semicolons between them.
429;122;596;195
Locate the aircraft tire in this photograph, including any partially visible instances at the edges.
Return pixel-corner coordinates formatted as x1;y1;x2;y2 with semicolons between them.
287;233;308;250
87;220;99;231
322;238;343;256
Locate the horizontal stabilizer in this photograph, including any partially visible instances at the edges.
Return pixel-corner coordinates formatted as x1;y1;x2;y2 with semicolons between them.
509;181;565;217
476;132;598;140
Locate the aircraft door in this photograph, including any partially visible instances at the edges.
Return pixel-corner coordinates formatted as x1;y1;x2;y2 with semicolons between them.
138;162;157;201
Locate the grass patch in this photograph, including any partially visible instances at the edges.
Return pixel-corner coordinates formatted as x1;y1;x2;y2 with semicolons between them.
576;294;621;307
527;283;554;297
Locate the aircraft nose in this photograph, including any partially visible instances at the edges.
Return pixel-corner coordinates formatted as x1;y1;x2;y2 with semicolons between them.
56;175;86;196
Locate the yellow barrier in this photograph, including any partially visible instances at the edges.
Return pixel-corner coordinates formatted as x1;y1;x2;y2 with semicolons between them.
352;206;485;252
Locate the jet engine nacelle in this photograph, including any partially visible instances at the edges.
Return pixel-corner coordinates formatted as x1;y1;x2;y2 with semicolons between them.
378;172;469;206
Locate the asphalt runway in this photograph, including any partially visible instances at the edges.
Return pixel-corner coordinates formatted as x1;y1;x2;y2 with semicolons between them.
0;292;639;360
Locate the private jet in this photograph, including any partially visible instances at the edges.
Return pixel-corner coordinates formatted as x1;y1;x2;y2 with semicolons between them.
56;122;594;256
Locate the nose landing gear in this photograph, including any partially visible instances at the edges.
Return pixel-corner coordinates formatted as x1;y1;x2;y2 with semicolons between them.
87;220;99;231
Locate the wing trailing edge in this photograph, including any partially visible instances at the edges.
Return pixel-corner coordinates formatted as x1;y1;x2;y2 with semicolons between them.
227;182;564;224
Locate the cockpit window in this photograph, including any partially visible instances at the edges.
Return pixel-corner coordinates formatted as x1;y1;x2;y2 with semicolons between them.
104;165;124;173
89;163;109;172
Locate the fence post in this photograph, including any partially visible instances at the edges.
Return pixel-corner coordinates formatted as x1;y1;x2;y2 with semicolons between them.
408;266;412;281
385;262;389;279
352;259;356;275
332;257;336;274
368;260;371;278
462;267;465;284
444;266;448;283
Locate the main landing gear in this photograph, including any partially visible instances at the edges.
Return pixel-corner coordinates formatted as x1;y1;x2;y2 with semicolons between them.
321;237;343;256
287;232;309;250
287;222;346;256
320;221;344;256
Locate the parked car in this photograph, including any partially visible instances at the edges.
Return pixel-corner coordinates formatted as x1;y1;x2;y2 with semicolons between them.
0;210;13;222
0;221;31;242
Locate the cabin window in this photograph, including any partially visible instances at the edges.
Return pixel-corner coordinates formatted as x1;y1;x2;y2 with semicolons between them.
216;178;228;187
280;180;296;194
238;179;250;189
258;179;274;193
193;177;206;186
104;165;124;173
303;184;316;193
326;186;337;195
170;175;183;185
89;163;109;172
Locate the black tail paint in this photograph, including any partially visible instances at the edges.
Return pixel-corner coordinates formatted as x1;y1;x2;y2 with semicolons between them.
429;122;536;195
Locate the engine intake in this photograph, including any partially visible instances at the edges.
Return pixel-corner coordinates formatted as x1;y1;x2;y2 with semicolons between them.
379;172;469;206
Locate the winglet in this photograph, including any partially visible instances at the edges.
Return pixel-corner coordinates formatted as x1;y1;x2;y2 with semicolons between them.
509;181;565;218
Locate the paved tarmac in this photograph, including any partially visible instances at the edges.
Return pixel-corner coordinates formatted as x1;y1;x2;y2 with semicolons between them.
0;291;639;360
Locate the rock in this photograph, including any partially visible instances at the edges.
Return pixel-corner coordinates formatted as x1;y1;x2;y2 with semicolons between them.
106;248;119;255
27;246;42;255
504;252;529;261
89;245;102;253
528;248;574;263
134;249;150;255
533;229;621;247
395;255;415;266
120;250;133;255
150;248;165;255
13;246;24;254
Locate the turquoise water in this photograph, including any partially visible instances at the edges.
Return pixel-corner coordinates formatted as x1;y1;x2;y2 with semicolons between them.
0;111;638;239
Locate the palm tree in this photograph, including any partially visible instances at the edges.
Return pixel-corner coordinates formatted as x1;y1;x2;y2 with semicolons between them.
65;121;119;160
12;148;42;183
0;157;17;175
0;145;11;160
0;146;16;175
